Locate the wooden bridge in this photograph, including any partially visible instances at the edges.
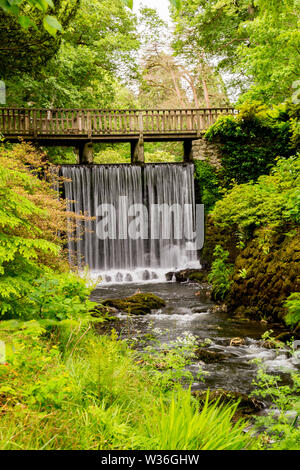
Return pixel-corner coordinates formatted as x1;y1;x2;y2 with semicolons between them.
0;107;235;163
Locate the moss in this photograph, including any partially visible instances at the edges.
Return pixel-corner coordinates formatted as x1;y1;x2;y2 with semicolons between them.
201;216;239;269
188;271;209;283
101;293;166;315
168;269;209;283
227;228;300;324
194;348;228;363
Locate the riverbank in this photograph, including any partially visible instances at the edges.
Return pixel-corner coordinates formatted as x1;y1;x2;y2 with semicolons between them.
0;319;251;450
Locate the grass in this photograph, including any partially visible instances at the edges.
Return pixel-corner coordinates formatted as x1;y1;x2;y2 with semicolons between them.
0;319;253;450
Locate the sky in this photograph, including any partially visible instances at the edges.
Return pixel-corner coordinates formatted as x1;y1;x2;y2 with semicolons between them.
133;0;171;23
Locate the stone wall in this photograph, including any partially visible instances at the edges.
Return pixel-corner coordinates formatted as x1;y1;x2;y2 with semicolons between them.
227;229;300;323
192;138;222;169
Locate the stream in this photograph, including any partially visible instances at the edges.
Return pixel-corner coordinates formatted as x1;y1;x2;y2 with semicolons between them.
91;279;299;397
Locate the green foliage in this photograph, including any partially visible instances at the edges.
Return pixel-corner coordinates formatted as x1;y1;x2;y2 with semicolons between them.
141;332;201;391
144;151;179;163
94;147;130;164
0;324;252;450
251;359;300;450
205;101;292;184
236;0;300;104
208;245;233;301
26;273;95;321
0;142;82;317
0;0;63;35
211;154;300;239
0;0;79;79
170;0;300;105
4;0;139;108
194;160;221;212
284;293;300;327
0;150;57;315
142;390;250;450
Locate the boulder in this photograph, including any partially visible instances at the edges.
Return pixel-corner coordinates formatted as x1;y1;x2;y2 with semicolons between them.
165;269;208;283
194;348;229;363
101;292;166;315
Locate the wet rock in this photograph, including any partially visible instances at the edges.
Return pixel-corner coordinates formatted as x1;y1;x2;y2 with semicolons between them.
151;271;158;280
115;272;123;282
165;271;175;281
174;269;208;283
101;292;166;315
275;331;300;343
209;303;227;314
142;270;151;280
194;288;212;301
261;339;284;349
230;337;245;346
192;389;266;416
125;273;133;282
194;348;229;363
90;304;118;318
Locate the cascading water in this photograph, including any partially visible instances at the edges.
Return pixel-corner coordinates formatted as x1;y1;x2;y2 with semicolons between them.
61;163;199;283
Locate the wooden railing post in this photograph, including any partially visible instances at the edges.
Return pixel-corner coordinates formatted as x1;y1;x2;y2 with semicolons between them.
138;111;143;137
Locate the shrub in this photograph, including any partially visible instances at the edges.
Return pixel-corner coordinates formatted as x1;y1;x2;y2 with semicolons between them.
208;245;233;301
251;360;300;450
284;293;300;328
210;155;300;240
0;142;81;317
205;101;292;184
194;160;221;212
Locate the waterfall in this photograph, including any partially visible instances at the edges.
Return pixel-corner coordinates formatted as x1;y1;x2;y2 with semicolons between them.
61;164;199;283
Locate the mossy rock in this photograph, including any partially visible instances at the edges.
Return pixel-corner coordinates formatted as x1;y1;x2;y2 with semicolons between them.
188;271;209;283
201;216;239;269
165;269;208;283
90;304;118;318
101;293;166;315
194;348;229;363
192;389;265;416
227;228;300;324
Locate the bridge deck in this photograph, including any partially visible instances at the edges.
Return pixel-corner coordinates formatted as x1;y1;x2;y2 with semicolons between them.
0;107;235;143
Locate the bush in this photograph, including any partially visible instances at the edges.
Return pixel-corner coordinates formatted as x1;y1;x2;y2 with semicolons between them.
284;293;300;328
0;142;81;317
205;101;293;184
210;155;300;240
194;160;221;212
142;390;251;450
208;245;233;301
94;148;130;164
26;272;96;321
144;150;180;163
251;360;300;450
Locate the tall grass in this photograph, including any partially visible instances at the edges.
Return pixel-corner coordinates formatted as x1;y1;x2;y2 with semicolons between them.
0;322;253;450
142;390;251;450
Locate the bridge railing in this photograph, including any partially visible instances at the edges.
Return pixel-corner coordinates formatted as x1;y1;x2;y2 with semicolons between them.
0;107;236;137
